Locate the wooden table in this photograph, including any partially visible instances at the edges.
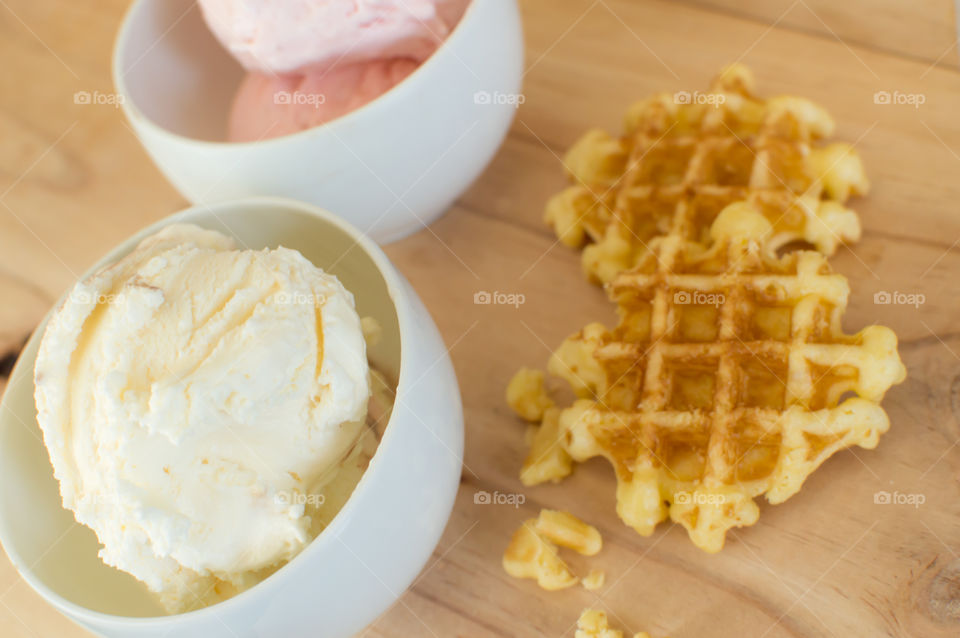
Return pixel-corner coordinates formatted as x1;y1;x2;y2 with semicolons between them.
2;0;959;636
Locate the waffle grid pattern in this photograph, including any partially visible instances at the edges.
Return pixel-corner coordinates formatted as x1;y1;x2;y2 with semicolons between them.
550;215;903;550
546;65;868;284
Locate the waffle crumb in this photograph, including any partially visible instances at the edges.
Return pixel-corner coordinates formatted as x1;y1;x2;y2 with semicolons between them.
582;569;605;591
534;509;602;556
576;609;659;638
576;609;622;638
502;509;602;590
502;519;578;590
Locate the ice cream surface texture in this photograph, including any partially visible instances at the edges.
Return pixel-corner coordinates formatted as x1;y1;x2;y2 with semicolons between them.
197;0;465;74
34;223;371;611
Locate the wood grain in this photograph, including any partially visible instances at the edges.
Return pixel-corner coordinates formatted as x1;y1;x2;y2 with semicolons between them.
1;0;959;636
690;0;958;67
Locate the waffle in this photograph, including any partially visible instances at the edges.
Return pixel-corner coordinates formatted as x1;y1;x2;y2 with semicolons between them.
521;204;905;552
545;64;869;284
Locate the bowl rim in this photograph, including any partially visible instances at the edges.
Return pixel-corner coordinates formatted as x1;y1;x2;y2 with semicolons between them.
0;196;432;626
111;0;482;148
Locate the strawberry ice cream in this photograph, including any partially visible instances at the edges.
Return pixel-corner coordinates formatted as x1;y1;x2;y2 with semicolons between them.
197;0;471;142
228;58;419;142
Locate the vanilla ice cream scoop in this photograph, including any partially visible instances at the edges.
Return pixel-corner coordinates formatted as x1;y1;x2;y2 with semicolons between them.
197;0;464;75
34;224;370;606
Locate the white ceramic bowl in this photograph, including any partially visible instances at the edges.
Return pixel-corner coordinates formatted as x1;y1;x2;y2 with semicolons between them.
112;0;524;243
0;197;464;637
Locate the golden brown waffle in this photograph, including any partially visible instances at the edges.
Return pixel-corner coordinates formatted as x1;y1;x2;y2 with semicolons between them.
545;64;869;284
517;204;905;552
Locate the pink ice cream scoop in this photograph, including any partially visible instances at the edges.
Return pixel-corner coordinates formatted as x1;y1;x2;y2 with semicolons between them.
198;0;470;141
227;58;419;142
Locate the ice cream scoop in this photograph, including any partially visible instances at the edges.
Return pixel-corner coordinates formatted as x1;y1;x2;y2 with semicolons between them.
33;223;370;610
228;58;418;142
197;0;472;141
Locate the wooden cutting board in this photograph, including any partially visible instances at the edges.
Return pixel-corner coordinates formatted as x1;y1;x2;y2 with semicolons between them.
1;0;959;636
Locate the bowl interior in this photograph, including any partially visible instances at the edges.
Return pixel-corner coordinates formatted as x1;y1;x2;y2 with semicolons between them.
0;199;402;617
115;0;242;141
